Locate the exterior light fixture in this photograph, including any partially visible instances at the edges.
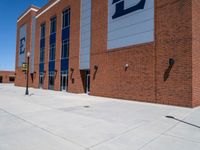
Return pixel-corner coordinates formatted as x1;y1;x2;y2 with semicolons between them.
43;70;46;77
54;69;58;77
169;58;175;66
94;65;98;70
93;65;98;80
164;58;175;82
70;67;74;72
31;71;37;82
124;64;129;71
70;68;74;81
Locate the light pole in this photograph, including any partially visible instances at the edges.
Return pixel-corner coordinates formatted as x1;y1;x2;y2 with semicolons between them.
25;52;30;95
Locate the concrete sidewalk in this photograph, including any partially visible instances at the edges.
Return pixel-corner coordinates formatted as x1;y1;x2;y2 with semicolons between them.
0;84;200;150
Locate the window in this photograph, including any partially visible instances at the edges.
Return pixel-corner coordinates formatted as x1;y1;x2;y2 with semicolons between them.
61;39;69;59
49;43;56;61
40;23;45;64
9;77;15;82
62;9;70;28
40;23;46;39
50;17;57;34
40;47;45;63
0;76;3;83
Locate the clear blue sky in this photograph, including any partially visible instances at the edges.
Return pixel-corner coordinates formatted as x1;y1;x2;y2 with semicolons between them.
0;0;48;71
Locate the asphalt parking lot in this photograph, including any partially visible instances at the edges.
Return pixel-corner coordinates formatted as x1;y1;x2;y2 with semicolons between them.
0;84;200;150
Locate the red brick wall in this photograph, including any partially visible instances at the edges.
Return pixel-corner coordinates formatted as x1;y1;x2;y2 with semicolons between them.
192;0;200;107
0;71;15;83
155;0;193;107
90;0;194;107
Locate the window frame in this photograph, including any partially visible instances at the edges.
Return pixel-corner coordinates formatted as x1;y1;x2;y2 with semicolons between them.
61;39;69;59
40;23;46;39
62;8;70;29
49;43;56;61
50;16;57;34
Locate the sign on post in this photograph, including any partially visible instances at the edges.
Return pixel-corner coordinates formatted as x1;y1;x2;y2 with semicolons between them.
21;63;28;72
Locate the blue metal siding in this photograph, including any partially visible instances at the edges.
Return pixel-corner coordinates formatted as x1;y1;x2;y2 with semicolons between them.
80;0;91;70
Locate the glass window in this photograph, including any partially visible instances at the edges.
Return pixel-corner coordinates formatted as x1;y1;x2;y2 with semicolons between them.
40;47;45;63
49;43;56;61
50;17;57;34
40;23;46;39
61;39;69;59
62;9;70;28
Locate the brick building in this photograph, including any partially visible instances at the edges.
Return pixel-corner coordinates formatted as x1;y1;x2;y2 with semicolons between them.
0;71;15;84
15;0;200;107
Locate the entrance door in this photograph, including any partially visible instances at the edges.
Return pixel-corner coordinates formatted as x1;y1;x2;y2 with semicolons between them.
86;73;90;94
61;74;68;91
0;76;2;83
48;73;55;90
39;75;44;89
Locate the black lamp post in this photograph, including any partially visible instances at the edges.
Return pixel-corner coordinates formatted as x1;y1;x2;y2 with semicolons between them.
25;52;30;95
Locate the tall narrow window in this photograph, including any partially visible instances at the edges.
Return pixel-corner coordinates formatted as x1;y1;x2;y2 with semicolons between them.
61;39;69;59
60;8;70;91
39;23;46;88
61;9;70;59
40;23;45;64
50;17;57;34
49;43;56;61
62;8;70;28
40;47;45;63
40;23;46;39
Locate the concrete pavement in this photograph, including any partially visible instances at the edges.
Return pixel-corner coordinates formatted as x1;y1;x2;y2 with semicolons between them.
0;84;200;150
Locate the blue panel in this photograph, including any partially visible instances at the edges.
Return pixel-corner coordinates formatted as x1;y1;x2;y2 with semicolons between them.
49;61;55;72
31;17;36;73
18;24;26;67
50;33;56;44
80;0;91;70
39;63;44;73
62;27;70;40
61;58;69;71
40;38;45;48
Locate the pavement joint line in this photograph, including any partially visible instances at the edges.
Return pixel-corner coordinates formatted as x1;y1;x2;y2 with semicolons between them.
0;107;87;149
137;110;195;150
16;105;90;117
16;108;55;117
17;95;101;112
87;120;149;149
163;133;200;144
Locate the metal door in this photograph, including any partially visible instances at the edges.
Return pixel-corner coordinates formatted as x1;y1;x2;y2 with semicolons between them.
61;74;68;91
86;74;90;94
39;75;44;89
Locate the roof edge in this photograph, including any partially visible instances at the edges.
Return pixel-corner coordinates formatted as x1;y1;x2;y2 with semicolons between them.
17;5;40;23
